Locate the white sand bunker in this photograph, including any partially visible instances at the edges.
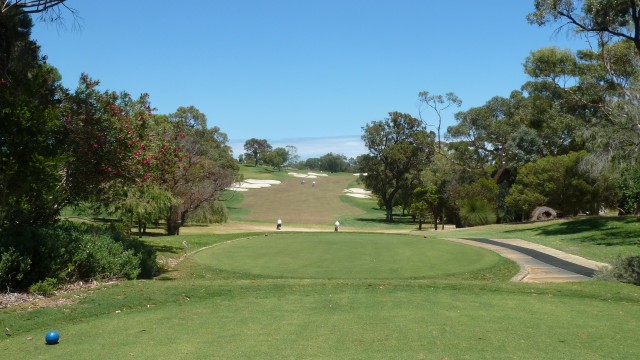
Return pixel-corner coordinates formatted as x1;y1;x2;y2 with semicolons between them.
353;173;368;176
288;172;317;179
228;179;282;191
308;172;328;177
343;188;372;198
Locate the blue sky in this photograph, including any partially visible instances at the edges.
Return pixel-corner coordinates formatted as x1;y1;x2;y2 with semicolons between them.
31;1;585;159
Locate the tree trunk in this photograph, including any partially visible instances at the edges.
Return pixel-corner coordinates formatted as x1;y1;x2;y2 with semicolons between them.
418;218;423;230
385;207;394;222
166;205;181;235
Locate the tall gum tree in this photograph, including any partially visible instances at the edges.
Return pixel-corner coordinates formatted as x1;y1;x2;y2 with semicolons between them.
529;0;640;56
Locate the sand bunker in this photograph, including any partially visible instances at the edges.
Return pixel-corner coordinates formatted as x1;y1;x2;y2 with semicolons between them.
228;179;282;191
343;188;372;198
288;172;317;179
308;172;329;177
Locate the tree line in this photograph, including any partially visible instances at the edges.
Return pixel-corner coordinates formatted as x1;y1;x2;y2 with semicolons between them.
0;7;238;235
241;138;360;173
358;1;640;228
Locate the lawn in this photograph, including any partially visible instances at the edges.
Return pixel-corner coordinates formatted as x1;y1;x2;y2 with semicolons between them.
2;229;640;359
2;170;640;359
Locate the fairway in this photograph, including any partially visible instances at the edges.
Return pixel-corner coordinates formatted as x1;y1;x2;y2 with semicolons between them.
195;233;503;279
232;173;365;225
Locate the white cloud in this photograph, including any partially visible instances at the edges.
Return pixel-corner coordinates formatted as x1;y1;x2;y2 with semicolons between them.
230;135;367;160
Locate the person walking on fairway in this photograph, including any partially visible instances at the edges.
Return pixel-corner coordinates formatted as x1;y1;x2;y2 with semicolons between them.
277;218;282;230
334;220;340;232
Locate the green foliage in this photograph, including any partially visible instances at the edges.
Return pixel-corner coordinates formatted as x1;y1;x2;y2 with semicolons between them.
28;277;58;296
0;9;67;227
243;138;272;167
506;151;594;218
0;221;156;291
459;198;497;227
360;111;435;221
599;255;640;285
0;247;31;291
162;106;238;235
528;0;640;54
617;167;640;214
116;185;179;231
319;152;349;172
263;147;289;171
186;200;228;224
411;186;439;229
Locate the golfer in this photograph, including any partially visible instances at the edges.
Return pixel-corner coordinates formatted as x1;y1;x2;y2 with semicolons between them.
277;218;282;230
334;220;340;232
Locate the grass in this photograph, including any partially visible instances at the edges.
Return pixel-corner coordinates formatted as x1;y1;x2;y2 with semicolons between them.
3;169;640;358
191;232;503;280
440;216;640;262
231;168;365;226
1;260;639;359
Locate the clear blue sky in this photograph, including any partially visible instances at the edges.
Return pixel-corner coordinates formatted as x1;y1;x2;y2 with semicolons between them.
31;0;584;159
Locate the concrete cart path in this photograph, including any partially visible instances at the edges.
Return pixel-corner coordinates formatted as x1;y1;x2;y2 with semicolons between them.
444;238;610;283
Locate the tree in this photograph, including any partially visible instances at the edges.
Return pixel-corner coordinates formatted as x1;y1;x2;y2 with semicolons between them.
359;112;435;221
243;138;272;167
163;106;238;235
305;157;321;170
418;91;462;149
62;75;181;208
263;147;289;171
447;91;540;183
0;8;66;227
1;1;80;28
285;145;300;167
528;0;640;56
319;152;349;173
411;186;439;230
506;151;594;218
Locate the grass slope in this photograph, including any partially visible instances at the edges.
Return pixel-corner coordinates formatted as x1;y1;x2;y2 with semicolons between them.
231;169;365;226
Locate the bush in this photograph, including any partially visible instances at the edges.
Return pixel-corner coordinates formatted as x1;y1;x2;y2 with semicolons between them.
459;198;497;227
0;247;31;292
29;278;58;296
600;255;640;286
0;221;157;292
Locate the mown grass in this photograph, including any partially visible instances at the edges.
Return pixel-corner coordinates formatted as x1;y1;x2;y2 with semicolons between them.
4;168;640;359
2;264;639;359
190;232;503;280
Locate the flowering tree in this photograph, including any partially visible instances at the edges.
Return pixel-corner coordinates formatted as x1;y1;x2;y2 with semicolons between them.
62;75;183;213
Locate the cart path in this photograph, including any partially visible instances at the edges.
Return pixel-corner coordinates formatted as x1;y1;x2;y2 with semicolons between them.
444;238;610;283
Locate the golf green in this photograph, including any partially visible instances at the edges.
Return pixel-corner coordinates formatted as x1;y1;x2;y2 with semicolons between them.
193;233;502;279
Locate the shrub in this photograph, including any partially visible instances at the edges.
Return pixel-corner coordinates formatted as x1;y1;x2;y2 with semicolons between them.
459;198;497;227
600;255;640;286
0;247;31;292
29;277;58;296
0;221;157;292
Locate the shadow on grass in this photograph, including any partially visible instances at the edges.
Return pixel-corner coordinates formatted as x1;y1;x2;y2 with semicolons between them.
506;216;640;247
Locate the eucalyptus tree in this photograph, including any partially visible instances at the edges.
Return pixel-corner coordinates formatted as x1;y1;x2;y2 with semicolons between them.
263;147;289;171
446;91;543;184
418;91;462;149
359;112;435;222
243;138;272;167
528;0;640;55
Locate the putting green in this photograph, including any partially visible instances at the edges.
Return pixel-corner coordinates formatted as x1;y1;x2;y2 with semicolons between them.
193;233;502;279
